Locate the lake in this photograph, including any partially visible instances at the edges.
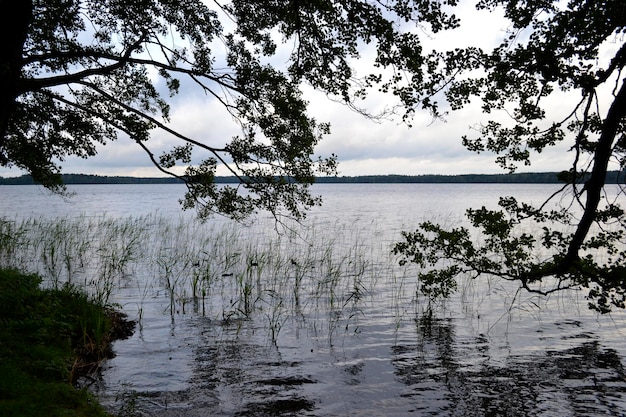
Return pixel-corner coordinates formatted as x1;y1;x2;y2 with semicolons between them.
1;183;625;416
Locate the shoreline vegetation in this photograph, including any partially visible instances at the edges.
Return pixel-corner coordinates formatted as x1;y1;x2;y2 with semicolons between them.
1;171;625;185
0;268;135;417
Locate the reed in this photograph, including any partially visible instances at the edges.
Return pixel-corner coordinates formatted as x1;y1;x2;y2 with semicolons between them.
0;218;32;271
0;213;421;343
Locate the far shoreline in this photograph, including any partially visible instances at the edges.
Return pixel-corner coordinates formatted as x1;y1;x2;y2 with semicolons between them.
1;171;625;185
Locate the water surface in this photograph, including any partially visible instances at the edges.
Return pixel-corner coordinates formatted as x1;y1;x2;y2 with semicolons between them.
1;183;625;416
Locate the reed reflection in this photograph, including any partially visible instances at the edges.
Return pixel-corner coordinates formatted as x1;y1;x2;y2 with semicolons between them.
392;317;626;416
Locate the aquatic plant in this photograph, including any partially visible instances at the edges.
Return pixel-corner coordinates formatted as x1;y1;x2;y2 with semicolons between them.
0;218;28;269
0;214;423;344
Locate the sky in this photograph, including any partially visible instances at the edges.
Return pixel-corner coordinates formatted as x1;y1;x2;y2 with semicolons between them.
0;2;619;179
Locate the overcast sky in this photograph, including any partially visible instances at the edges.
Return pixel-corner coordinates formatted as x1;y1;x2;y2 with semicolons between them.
1;3;619;178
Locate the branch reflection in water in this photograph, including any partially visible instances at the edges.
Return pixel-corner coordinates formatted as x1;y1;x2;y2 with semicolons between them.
0;183;625;416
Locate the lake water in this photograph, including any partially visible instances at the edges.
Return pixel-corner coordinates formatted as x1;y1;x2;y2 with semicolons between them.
1;183;625;416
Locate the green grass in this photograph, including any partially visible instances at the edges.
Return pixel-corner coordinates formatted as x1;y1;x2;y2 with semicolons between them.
0;268;132;417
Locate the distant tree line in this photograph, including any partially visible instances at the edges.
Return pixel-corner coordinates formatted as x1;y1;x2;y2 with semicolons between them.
1;171;625;185
0;174;184;185
317;171;626;184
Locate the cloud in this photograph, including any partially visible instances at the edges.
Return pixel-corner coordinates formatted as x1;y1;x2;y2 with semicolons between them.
0;92;241;178
0;3;614;179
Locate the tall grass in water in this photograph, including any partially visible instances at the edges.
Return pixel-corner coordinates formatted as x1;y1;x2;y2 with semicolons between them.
0;218;29;268
0;215;148;304
0;214;420;342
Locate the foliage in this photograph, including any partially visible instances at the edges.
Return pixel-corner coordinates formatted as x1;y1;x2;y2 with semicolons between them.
0;268;132;417
1;0;465;221
394;0;626;312
4;0;626;310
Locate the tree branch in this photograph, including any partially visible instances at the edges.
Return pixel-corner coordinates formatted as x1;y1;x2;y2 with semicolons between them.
565;79;626;264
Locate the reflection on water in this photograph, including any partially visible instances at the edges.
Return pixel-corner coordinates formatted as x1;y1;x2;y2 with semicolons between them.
95;292;626;416
393;318;626;416
2;184;626;416
191;328;317;417
94;272;626;417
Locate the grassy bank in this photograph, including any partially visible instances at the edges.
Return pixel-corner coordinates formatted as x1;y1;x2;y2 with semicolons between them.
0;268;134;417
